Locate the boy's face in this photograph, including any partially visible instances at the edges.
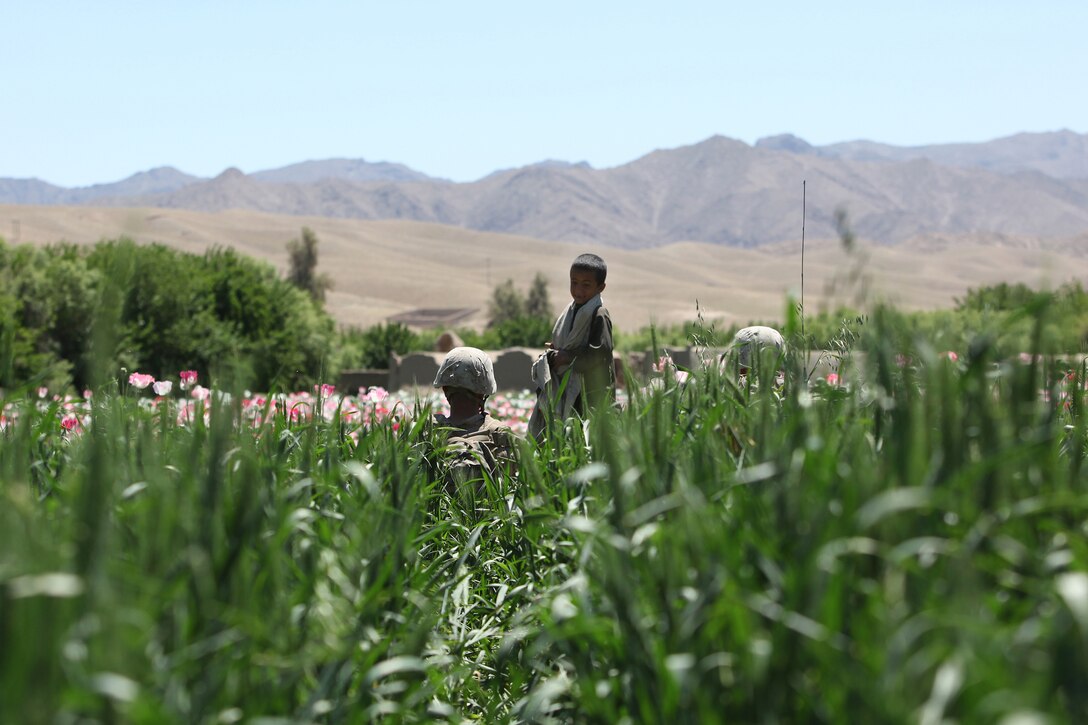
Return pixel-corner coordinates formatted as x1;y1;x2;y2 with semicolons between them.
570;268;606;305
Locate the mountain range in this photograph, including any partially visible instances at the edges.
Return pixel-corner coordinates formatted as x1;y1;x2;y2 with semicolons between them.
3;130;1087;248
755;129;1088;179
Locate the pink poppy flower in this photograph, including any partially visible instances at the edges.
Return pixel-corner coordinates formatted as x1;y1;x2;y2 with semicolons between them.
191;385;211;401
826;373;840;386
128;373;155;389
179;370;198;390
153;380;173;396
365;387;389;403
942;351;959;362
61;415;81;431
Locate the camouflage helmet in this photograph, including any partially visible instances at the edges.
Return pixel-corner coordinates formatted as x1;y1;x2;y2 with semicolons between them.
729;326;785;368
433;347;497;396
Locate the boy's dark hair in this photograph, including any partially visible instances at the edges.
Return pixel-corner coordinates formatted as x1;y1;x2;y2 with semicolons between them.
571;253;607;284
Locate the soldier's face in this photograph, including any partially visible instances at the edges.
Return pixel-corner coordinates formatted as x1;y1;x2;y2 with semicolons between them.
444;386;484;407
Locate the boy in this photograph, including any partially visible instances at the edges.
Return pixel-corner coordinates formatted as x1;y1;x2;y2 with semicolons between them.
431;346;518;484
528;253;616;439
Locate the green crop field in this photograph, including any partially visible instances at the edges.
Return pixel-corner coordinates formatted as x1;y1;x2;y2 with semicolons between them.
3;307;1088;723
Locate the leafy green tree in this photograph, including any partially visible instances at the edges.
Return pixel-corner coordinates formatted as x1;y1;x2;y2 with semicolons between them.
525;272;553;321
287;226;332;304
493;315;554;348
0;237;342;392
479;273;557;347
341;323;420;370
487;279;525;328
0;241;89;390
40;244;102;387
956;282;1040;312
85;240;337;391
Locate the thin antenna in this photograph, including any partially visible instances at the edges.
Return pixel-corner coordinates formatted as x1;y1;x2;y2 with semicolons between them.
800;180;806;342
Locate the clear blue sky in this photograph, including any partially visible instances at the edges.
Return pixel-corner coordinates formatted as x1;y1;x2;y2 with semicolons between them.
4;1;1086;187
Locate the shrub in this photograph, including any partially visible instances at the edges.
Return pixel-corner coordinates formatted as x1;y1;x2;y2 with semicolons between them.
340;322;421;370
0;238;338;392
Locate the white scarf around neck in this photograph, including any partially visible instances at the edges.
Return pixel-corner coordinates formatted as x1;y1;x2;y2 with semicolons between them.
528;294;603;437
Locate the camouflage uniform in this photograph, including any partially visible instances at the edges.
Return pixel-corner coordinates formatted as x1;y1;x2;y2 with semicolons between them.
433;411;518;484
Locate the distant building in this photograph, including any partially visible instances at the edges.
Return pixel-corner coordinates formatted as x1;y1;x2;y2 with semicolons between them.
386;307;478;330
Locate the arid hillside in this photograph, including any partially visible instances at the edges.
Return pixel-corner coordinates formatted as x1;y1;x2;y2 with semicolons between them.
4;131;1088;250
4;204;1087;334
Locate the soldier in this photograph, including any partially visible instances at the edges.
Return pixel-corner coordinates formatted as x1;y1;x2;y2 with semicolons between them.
431;347;518;486
722;326;786;377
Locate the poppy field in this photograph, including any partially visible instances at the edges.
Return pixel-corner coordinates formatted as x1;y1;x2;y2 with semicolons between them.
3;310;1088;722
